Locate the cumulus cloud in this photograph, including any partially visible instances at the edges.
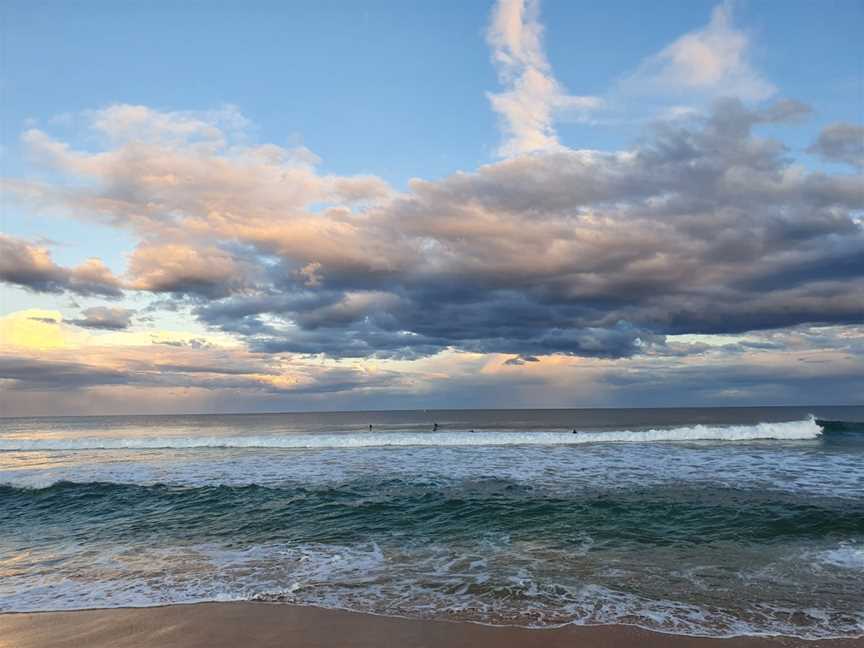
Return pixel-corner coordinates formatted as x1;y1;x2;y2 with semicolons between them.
0;309;78;350
486;0;601;156
2;0;861;414
2;0;862;392
87;104;250;147
6;98;862;368
504;355;539;366
69;306;135;330
808;123;864;168
0;234;123;297
619;2;775;101
128;243;258;298
14;113;390;241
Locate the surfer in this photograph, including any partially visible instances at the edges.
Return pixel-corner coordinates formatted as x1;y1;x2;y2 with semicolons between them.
432;422;438;431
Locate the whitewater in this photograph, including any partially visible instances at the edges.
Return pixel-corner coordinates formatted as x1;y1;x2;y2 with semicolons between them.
0;417;822;451
1;407;863;639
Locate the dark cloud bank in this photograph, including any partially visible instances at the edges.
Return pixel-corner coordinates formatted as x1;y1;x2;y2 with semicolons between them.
188;100;864;361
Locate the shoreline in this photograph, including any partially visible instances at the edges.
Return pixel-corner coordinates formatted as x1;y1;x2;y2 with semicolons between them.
1;602;860;648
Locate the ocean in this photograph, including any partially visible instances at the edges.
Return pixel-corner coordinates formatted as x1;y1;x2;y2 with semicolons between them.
1;407;863;639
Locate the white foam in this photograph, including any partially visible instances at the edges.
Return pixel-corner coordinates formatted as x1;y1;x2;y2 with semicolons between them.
816;544;864;571
2;539;861;639
0;418;822;451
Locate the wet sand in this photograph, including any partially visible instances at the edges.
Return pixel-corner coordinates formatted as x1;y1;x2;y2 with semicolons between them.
0;602;860;648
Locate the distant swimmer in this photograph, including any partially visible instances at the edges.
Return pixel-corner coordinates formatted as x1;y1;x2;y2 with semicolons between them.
572;429;578;434
369;424;373;431
432;422;438;431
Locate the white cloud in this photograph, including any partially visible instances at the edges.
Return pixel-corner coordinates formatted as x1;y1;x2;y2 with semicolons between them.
87;104;251;148
620;2;775;102
486;0;601;157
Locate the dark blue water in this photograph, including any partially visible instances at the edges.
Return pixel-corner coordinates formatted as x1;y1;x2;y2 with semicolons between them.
1;407;863;637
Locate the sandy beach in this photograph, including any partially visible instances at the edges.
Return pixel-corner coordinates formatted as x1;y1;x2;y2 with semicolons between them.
0;603;860;648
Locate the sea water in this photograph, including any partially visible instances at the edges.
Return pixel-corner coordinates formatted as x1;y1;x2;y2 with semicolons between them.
1;407;862;638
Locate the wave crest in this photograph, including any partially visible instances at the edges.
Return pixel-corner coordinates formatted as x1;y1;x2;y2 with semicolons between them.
0;418;822;451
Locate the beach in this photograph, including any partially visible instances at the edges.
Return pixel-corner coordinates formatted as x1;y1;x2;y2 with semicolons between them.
1;602;861;648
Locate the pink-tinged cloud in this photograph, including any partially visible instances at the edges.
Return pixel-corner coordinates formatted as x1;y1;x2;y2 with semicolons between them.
0;234;123;297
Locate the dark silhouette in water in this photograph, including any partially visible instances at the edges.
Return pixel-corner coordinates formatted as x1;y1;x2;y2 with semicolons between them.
816;419;861;432
432;422;438;431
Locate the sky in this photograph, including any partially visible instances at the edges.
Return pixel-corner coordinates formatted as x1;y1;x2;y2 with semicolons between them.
1;0;863;416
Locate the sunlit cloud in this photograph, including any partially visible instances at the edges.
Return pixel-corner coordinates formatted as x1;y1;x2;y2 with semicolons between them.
1;1;862;414
0;309;78;350
618;2;775;102
486;0;601;156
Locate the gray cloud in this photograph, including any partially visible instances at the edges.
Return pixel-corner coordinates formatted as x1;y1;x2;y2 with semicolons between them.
598;358;864;407
0;356;136;390
0;234;123;297
152;337;214;349
8;99;864;364
69;306;135;330
191;99;863;360
808;122;864;168
0;349;403;397
128;243;260;299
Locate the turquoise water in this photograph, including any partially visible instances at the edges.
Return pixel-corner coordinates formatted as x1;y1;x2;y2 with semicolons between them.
1;407;863;637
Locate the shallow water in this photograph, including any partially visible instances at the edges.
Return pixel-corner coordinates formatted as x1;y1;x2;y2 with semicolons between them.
1;407;863;638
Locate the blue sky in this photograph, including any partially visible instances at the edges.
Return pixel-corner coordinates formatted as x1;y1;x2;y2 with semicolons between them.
1;0;862;414
4;1;862;182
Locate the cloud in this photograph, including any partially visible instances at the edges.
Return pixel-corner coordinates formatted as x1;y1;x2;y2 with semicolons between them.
0;234;123;297
6;99;863;367
2;1;860;414
0;309;74;350
69;306;135;330
0;343;406;405
128;243;258;298
808;123;864;169
504;355;539;366
619;2;775;102
486;0;601;156
152;337;214;349
2;324;861;415
596;330;864;407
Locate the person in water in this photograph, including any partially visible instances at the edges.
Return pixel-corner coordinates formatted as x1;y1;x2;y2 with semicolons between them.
432;422;438;431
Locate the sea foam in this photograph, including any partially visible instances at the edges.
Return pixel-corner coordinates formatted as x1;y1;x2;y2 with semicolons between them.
0;417;822;451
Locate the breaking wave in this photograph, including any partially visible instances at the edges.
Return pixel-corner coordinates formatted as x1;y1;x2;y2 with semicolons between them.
0;417;823;451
